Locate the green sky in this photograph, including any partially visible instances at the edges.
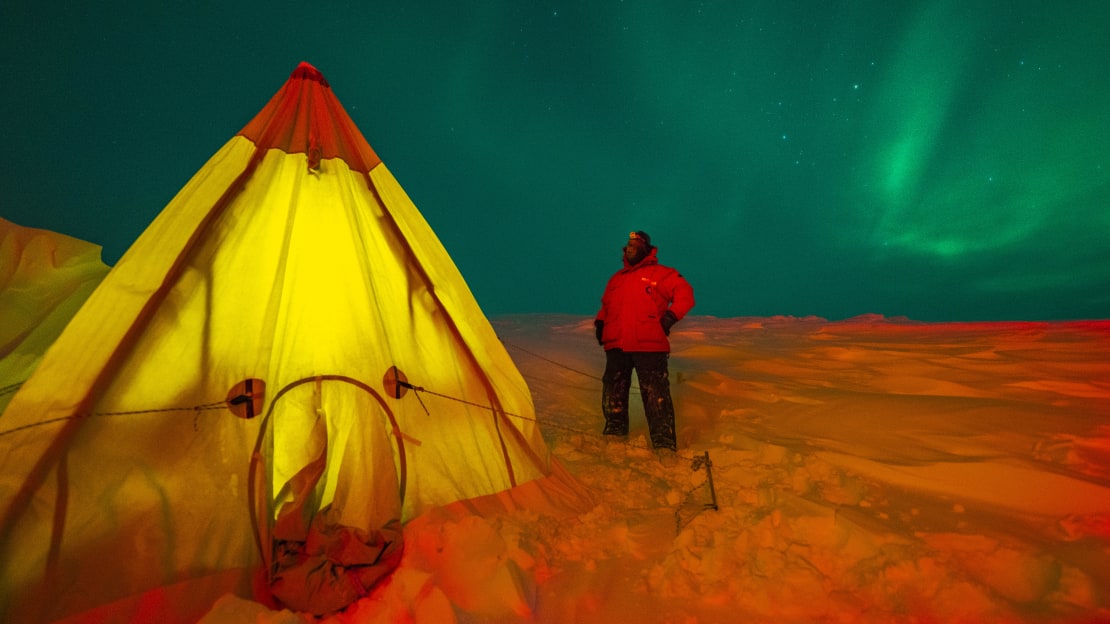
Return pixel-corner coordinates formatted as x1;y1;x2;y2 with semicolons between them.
2;1;1107;320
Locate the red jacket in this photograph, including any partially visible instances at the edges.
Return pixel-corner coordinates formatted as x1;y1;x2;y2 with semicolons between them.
596;248;695;352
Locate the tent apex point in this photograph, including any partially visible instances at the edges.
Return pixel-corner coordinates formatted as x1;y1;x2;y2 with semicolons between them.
291;61;328;86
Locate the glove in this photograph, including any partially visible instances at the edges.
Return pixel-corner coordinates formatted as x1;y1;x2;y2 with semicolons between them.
660;310;678;336
594;319;604;345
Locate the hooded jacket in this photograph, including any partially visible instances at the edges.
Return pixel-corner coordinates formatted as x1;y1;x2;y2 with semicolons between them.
596;247;695;352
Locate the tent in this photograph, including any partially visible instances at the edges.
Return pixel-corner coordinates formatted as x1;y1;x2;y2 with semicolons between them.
0;62;552;621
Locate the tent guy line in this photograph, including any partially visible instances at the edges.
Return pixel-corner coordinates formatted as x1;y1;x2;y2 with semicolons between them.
0;362;658;458
0;340;684;463
0;344;720;525
0;371;721;532
502;340;599;382
0;401;228;438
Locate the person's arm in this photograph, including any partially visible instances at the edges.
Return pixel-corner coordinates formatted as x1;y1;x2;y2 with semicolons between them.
596;287;610;345
665;270;695;321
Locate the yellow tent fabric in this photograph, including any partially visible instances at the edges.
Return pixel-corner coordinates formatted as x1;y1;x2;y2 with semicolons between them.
0;218;110;415
0;62;550;622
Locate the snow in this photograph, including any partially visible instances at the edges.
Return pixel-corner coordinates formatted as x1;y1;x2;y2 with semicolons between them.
202;314;1110;624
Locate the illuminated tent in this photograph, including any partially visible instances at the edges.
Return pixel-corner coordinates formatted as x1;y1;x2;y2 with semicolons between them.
0;62;551;621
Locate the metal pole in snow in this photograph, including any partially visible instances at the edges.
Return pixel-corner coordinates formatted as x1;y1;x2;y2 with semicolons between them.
704;451;718;511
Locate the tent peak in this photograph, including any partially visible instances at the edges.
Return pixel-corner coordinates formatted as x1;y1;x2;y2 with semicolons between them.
291;61;328;87
237;61;381;173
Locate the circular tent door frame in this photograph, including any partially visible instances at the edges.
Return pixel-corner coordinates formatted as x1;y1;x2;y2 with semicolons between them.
246;374;408;562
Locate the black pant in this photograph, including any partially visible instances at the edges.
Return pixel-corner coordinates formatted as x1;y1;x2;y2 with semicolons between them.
601;349;677;450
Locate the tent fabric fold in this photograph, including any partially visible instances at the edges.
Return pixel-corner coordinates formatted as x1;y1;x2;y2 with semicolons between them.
0;62;551;622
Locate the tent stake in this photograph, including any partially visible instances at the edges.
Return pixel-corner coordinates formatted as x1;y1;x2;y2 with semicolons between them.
703;451;718;511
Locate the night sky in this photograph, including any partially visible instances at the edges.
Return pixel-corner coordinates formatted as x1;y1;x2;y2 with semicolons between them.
3;2;1108;321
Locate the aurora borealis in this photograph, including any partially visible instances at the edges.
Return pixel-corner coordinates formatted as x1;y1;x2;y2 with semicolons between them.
2;1;1107;320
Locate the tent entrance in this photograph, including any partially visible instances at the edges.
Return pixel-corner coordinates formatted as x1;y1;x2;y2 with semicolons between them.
247;374;407;615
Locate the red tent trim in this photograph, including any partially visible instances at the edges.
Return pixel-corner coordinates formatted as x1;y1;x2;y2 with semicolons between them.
238;62;382;175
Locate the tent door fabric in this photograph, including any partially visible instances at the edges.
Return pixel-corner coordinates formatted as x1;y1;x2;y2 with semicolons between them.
249;376;405;615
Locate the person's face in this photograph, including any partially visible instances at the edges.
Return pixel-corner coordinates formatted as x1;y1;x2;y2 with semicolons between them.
624;237;647;263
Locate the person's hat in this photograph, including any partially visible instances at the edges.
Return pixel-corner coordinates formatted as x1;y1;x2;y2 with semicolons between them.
629;230;651;248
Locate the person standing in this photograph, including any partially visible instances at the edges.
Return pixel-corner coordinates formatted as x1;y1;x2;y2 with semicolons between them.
594;231;695;452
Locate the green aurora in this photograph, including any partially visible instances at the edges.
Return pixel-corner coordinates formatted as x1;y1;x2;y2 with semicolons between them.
2;1;1107;320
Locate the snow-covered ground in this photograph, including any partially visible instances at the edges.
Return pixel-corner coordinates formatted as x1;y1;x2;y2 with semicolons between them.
204;313;1110;624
